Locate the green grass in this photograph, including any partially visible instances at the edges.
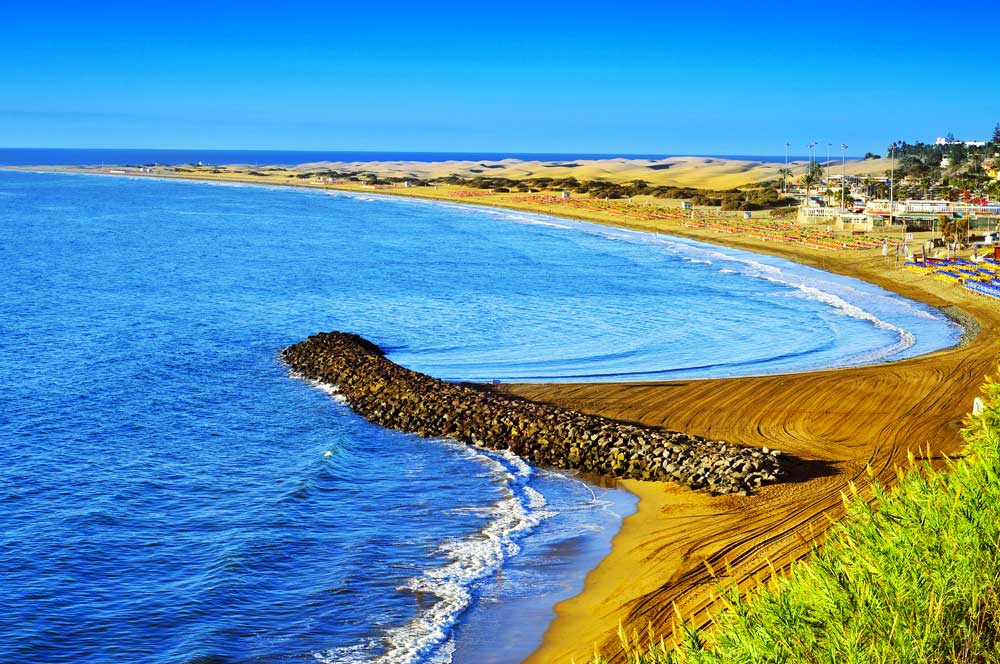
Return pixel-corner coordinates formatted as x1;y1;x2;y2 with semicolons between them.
595;377;1000;664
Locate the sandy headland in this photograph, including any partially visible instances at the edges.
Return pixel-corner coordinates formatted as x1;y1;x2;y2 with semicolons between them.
14;159;999;662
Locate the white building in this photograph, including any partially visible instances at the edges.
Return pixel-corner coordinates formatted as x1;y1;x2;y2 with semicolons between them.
935;137;987;147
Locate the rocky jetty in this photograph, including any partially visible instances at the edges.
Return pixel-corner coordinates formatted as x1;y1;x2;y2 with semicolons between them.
282;332;786;495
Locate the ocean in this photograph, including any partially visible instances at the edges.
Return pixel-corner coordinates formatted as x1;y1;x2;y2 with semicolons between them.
0;148;815;167
0;170;959;663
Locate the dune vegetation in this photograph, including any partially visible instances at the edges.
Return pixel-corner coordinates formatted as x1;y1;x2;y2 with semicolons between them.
593;376;1000;664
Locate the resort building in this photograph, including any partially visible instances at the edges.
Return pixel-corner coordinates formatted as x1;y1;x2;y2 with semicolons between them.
798;199;1000;232
935;137;988;147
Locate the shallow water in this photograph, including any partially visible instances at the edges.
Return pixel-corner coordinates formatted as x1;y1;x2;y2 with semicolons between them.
0;171;960;663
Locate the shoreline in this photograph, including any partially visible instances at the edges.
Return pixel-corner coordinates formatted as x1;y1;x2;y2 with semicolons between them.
13;166;1000;662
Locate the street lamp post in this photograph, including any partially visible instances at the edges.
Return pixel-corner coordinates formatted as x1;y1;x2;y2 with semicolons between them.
784;142;790;193
841;144;848;209
807;142;816;204
826;143;832;205
889;144;896;233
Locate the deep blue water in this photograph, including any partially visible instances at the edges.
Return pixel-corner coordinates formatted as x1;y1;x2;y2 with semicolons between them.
0;148;816;166
0;171;959;663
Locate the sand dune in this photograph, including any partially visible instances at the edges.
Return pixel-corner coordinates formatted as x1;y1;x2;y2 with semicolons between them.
290;156;894;190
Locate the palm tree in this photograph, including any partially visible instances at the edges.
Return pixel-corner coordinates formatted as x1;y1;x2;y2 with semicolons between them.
778;167;793;193
901;154;942;198
802;162;823;203
940;215;955;242
802;171;817;203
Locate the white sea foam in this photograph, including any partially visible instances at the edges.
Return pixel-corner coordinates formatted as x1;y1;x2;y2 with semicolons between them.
289;370;349;404
500;215;572;230
748;271;915;362
299;372;558;664
304;421;605;664
312;642;375;664
772;280;915;363
314;447;554;664
650;237;926;364
309;381;348;404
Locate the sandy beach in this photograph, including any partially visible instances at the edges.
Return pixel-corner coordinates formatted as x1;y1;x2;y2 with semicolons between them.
21;162;1000;662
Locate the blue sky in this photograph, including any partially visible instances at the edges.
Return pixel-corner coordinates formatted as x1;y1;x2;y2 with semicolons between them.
2;0;997;155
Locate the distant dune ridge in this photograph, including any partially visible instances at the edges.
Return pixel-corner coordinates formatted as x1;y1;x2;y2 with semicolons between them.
288;156;895;190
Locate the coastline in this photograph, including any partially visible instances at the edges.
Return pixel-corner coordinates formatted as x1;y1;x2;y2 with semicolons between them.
16;166;1000;662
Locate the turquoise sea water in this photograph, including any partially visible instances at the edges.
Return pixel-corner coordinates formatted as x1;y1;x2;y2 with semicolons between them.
0;171;960;663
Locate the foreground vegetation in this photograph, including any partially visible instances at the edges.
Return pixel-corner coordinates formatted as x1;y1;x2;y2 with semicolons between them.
596;376;1000;663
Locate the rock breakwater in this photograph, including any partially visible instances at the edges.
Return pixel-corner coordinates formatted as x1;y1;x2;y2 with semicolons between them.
282;332;786;494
